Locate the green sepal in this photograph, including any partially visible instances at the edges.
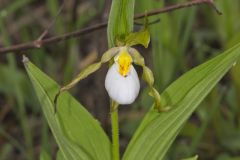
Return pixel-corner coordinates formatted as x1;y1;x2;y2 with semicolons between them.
125;29;150;48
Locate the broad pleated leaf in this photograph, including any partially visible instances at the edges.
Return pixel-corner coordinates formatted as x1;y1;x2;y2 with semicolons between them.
24;58;111;160
57;150;66;160
123;42;240;159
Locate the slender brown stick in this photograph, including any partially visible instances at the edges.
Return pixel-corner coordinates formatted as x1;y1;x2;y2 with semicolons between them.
135;0;222;19
0;0;221;55
36;3;64;42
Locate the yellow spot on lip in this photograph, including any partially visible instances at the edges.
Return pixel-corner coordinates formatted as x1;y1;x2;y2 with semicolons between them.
117;49;132;77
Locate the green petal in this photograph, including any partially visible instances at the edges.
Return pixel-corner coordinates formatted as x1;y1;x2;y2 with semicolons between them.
129;47;163;111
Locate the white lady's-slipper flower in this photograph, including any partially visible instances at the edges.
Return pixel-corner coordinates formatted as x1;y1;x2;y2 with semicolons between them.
105;47;140;104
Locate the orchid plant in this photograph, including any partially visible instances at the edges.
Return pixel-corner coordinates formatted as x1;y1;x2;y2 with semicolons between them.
53;24;168;160
23;0;240;160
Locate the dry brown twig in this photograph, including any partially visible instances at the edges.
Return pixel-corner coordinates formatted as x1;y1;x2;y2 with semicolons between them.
0;0;221;55
36;3;64;44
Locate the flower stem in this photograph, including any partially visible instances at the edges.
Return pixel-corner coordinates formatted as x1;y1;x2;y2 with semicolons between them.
110;101;119;160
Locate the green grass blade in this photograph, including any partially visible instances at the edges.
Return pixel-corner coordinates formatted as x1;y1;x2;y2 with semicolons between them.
123;42;240;160
0;144;13;160
107;0;135;47
24;58;111;160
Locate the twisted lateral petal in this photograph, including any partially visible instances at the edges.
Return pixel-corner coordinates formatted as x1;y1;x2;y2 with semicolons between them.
105;63;140;104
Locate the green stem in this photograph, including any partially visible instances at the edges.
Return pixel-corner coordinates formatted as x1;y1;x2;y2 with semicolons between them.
110;101;120;160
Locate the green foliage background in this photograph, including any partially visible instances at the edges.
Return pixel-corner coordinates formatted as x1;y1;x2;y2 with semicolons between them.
0;0;240;160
